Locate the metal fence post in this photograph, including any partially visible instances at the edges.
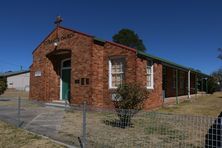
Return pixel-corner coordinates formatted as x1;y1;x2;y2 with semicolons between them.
17;96;21;127
82;101;87;148
195;74;198;99
201;77;204;96
65;100;68;111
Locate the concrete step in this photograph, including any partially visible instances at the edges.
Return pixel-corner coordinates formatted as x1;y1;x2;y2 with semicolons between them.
52;100;66;104
45;101;70;109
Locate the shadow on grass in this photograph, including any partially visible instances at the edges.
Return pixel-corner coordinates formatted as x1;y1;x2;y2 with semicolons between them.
0;99;10;101
205;112;222;147
103;119;134;129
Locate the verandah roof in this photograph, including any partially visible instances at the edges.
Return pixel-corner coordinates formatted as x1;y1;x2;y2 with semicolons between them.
137;50;209;77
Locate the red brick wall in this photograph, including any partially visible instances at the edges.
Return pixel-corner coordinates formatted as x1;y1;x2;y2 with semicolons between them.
136;58;163;109
146;61;163;109
30;27;93;104
91;43;105;107
30;27;164;110
90;42;164;109
90;42;138;108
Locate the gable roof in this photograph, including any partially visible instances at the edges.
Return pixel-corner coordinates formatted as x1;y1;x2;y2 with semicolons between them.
32;26;209;77
0;70;30;77
32;26;93;54
32;27;57;54
93;37;136;52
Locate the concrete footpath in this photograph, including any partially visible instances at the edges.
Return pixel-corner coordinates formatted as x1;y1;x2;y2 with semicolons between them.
0;97;77;148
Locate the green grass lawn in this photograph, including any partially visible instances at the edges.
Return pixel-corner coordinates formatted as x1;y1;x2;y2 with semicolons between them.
0;121;65;148
158;92;222;117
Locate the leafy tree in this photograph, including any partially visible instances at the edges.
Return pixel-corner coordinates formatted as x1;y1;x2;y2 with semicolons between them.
207;77;218;94
113;83;149;127
211;68;222;82
112;29;146;51
0;77;7;95
207;68;222;93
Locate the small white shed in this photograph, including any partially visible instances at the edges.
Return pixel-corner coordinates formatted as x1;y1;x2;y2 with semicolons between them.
0;70;30;91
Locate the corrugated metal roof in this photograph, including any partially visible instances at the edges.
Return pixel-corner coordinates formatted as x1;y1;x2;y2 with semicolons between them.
137;50;209;77
0;70;30;77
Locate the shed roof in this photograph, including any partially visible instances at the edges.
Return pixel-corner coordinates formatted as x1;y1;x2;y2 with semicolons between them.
0;70;30;77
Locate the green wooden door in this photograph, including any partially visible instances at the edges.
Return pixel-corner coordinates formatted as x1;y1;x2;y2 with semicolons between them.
62;69;71;100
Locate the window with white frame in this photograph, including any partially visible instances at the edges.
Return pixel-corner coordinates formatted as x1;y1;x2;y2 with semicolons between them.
146;60;154;89
109;58;125;88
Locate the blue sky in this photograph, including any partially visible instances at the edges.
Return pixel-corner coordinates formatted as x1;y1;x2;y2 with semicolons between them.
0;0;221;74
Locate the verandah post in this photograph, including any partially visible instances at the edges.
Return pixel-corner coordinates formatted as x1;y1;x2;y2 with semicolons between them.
17;96;21;127
195;74;198;98
188;70;191;99
201;77;204;96
82;101;87;148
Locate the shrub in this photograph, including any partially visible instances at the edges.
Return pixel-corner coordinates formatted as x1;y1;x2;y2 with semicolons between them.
113;83;149;127
207;77;219;94
0;77;7;95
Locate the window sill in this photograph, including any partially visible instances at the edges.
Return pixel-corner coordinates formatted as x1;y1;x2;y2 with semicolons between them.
146;87;154;90
109;87;117;90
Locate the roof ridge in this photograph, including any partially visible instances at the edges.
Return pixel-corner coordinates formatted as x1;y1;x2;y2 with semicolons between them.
58;26;137;52
106;41;136;52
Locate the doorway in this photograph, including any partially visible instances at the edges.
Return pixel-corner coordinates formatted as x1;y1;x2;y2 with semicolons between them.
60;58;71;100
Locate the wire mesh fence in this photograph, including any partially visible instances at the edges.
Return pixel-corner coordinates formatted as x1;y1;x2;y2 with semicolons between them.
0;96;82;147
83;106;221;148
0;96;221;148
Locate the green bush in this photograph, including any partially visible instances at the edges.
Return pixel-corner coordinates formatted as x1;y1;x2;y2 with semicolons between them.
113;83;149;127
0;77;7;95
207;77;219;94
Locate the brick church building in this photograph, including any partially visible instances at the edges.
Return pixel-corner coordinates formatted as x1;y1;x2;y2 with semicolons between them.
29;21;208;109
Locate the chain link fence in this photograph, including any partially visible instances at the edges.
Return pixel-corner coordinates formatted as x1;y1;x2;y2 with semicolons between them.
0;96;221;148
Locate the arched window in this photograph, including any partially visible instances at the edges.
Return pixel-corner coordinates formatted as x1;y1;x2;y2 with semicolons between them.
62;59;71;68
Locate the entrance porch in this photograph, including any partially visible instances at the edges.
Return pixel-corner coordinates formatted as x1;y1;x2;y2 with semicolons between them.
46;49;71;102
